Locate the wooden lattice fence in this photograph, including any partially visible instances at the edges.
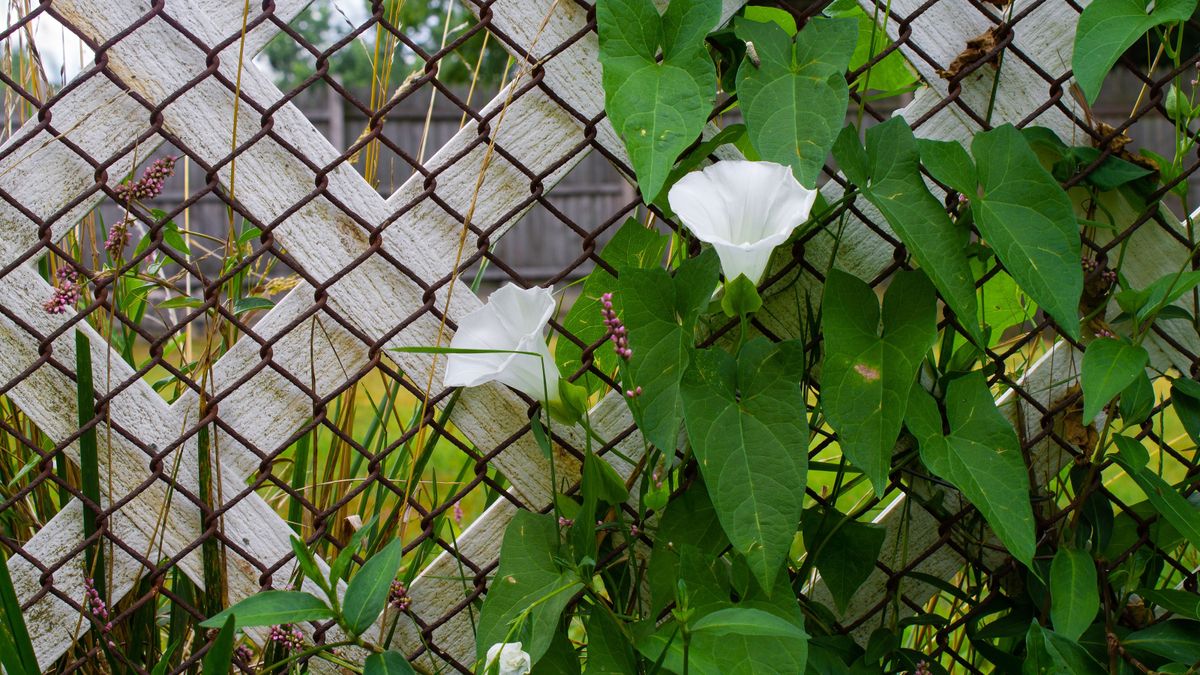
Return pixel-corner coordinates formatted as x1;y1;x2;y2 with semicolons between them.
0;0;1197;672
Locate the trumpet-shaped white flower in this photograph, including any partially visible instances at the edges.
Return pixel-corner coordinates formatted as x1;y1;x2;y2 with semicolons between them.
484;642;532;675
444;284;560;406
668;160;818;284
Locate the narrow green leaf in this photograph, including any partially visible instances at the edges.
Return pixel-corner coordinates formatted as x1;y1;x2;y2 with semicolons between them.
681;338;808;591
1049;547;1098;640
1122;620;1200;663
363;651;417;675
733;16;856;187
0;551;37;675
157;296;205;310
972;124;1082;339
821;269;937;495
906;372;1036;567
1111;436;1200;550
1081;338;1149;422
1024;621;1105;674
233;296;275;316
199;590;333;630
329;516;377;583
692;607;809;640
342;538;404;636
1072;0;1196;104
75;331;105;603
288;536;328;596
1140;589;1200;620
200;615;236;675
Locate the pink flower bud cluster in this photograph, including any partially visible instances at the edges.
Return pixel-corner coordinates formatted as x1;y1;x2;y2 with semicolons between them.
233;644;254;663
1095;327;1116;339
915;660;932;675
267;624;304;652
452;502;464;525
625;386;643;399
557;516;574;528
84;577;110;632
388;580;411;611
1081;258;1117;284
600;292;631;360
104;218;132;258
44;266;81;315
114;156;176;203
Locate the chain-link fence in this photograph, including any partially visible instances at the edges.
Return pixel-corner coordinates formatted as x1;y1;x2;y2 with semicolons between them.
0;0;1197;672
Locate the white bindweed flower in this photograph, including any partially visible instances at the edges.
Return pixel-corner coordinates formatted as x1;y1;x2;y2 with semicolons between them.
444;284;560;407
484;641;532;675
668;160;818;284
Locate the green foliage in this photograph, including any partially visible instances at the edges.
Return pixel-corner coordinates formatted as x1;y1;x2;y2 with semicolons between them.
0;551;37;675
200;616;236;675
821;269;938;495
617;249;720;451
1111;436;1200;550
834;121;982;345
971;125;1083;340
733;16;856;187
200;591;334;630
364;651;417;675
1049;547;1098;640
557;219;667;393
1072;0;1197;104
341;538;403;636
475;512;582;667
681;338;808;591
801;506;886;613
597;0;721;199
1024;621;1105;674
906;373;1037;567
1080;338;1150;422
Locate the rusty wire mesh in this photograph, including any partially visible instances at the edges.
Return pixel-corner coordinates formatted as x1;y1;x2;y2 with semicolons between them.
0;0;1197;672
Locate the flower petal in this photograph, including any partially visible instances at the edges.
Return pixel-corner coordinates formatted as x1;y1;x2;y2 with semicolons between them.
668;160;818;282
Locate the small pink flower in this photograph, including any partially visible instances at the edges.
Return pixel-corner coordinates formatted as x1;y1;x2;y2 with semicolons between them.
453;502;464;524
113;156;176;203
557;516;573;528
388;580;411;611
44;266;81;315
267;624;304;652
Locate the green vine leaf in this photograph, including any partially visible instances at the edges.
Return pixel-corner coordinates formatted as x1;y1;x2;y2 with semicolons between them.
363;651;416;675
733;16;856;187
821;269;938;496
1122;620;1200;664
1081;338;1149;423
597;0;721;200
475;512;582;667
1072;0;1197;104
1049;547;1098;640
972;124;1082;340
906;372;1037;567
1024;621;1105;674
199;591;333;630
617;249;720;451
801;505;886;613
681;338;808;592
1111;436;1200;551
832;121;983;346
